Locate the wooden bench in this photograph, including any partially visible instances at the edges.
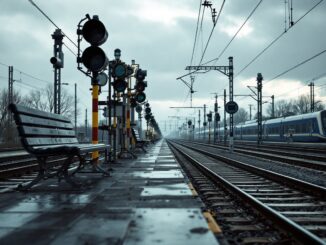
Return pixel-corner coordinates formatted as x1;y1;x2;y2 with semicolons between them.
9;104;110;190
131;128;148;153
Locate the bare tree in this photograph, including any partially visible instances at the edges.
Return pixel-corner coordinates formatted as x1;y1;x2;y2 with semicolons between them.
292;95;310;114
0;88;23;143
24;83;78;118
233;108;249;124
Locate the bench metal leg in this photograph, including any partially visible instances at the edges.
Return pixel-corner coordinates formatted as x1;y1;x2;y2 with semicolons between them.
90;157;110;176
16;157;47;191
61;155;82;188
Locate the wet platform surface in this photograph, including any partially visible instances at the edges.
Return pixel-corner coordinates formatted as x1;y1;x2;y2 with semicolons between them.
0;140;218;245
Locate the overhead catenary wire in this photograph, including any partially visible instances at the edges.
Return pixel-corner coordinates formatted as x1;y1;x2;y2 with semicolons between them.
190;0;203;66
197;0;225;66
236;0;324;77
0;60;51;85
177;0;259;80
28;0;79;56
209;0;264;65
266;48;326;84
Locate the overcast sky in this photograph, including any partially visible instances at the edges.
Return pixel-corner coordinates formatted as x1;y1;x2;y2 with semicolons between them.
0;0;325;133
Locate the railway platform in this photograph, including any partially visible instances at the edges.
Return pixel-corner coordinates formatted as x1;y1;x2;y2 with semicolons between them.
0;140;218;245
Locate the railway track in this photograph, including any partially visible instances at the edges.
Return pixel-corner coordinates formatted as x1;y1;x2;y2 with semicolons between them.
0;152;106;192
168;139;326;244
184;140;326;171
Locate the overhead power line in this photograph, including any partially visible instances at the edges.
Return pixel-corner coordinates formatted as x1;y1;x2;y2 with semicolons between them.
28;0;79;56
267;48;326;84
208;0;263;64
177;0;258;80
197;0;225;65
236;0;324;77
190;0;203;66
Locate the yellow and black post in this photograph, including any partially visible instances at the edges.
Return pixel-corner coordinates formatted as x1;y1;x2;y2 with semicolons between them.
92;82;99;164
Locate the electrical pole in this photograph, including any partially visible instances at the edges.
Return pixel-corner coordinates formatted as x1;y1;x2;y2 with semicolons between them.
74;83;77;132
214;94;218;144
203;104;206;141
85;108;88;140
224;89;227;145
8;66;14;124
271;95;275;118
51;29;64;114
184;57;235;145
198;110;201;140
249;104;253;120
228;57;234;151
257;73;263;145
309;82;315;112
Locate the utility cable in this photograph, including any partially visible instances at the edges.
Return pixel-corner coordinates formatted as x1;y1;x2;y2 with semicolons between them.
266;48;326;84
208;0;263;64
190;0;203;66
236;0;324;77
198;0;225;65
28;0;78;49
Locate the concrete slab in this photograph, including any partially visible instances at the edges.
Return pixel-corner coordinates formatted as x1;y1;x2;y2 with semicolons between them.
0;140;218;245
124;208;216;245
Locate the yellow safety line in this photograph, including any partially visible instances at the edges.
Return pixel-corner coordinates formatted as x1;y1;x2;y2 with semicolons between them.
203;211;222;234
188;183;198;196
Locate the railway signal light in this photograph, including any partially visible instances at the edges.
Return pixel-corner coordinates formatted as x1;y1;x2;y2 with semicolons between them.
79;15;108;73
113;79;127;93
50;53;64;68
134;80;147;92
134;68;147;103
112;61;128;78
135;105;142;113
187;120;192;127
215;113;220;122
145;114;151;121
135;92;146;103
207;112;213;122
145;107;151;114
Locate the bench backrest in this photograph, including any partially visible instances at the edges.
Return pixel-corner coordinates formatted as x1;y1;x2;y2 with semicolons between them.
9;104;78;152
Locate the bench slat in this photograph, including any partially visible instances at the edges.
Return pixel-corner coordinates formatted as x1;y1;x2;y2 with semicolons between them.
19;125;75;137
24;137;79;146
10;104;71;123
15;114;73;129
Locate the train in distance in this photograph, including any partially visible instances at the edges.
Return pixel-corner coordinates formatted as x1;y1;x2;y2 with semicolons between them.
199;110;326;143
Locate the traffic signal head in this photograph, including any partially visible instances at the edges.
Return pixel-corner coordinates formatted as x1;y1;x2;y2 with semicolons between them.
81;46;108;72
82;16;108;46
207;112;212;122
134;80;147;92
145;113;151;121
187;120;192;127
50;53;64;69
135;105;142;113
135;69;147;81
112;62;127;78
145;107;151;114
79;15;108;73
215;113;220;122
145;103;150;108
135;92;146;103
113;79;127;93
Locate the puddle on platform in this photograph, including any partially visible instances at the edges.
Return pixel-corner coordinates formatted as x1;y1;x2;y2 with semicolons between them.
132;170;184;179
141;183;192;196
